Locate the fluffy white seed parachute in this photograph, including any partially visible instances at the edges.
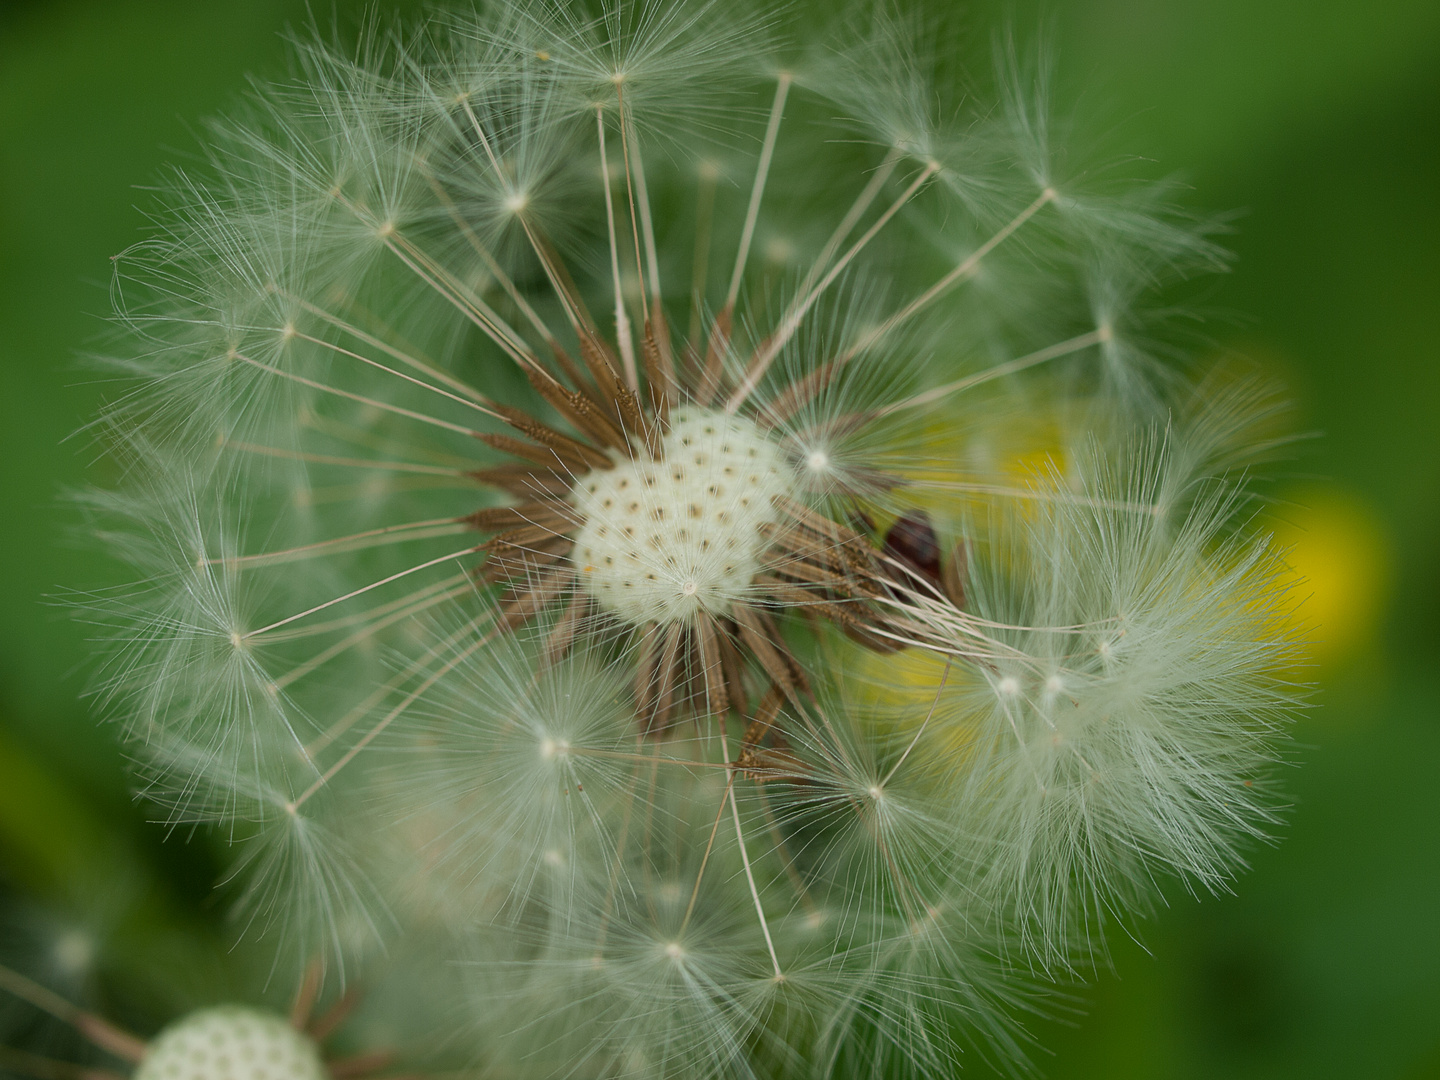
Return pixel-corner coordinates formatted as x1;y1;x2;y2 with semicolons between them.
80;0;1303;1075
861;439;1304;969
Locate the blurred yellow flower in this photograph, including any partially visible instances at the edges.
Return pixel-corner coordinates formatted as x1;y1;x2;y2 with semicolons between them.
1267;484;1390;666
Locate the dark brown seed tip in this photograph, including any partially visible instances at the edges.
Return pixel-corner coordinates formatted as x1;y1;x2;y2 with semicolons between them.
883;510;942;585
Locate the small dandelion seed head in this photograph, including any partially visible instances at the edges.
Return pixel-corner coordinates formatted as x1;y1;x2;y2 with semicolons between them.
136;1008;324;1080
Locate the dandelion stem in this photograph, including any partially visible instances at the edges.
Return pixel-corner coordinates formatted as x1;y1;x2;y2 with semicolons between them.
274;580;473;692
900;477;1159;517
615;86;650;326
626;114;665;330
220;442;467;477
419;168;564;353
327;187;534;365
727;159;940;413
262;573;471;644
878;658;951;789
243;543;483;640
847;186;1057;360
379;234;534;366
458;96;503;174
290;626;500;810
725;74;792;310
289;295;493;405
517;217;593;340
289;958;323;1030
457;96;598;346
781;144;903;317
688;162;719;350
876;327;1109;416
679;772;736;937
292;332;503;420
458;96;595;343
596;106;639;392
730;785;783;978
0;964;146;1064
234;355;485;439
713;714;783;977
753;784;816;913
208;517;470;570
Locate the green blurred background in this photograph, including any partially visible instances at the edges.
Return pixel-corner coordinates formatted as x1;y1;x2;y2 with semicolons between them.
0;0;1436;1076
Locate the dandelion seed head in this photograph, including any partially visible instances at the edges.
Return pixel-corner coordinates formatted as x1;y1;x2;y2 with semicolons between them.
136;1008;324;1080
78;0;1306;1070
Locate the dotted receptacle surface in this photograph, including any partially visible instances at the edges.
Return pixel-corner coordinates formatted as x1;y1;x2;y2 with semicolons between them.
570;408;794;624
135;1007;326;1080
